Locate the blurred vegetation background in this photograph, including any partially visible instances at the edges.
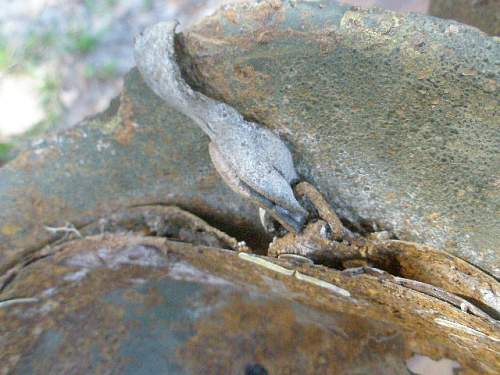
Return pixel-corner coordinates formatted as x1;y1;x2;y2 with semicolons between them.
0;0;497;166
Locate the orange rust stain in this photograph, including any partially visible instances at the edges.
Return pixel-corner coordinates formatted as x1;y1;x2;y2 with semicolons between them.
483;79;496;93
12;147;60;172
267;0;283;10
223;9;238;24
256;30;272;44
232;64;272;106
197;173;220;191
385;191;398;201
116;94;137;145
0;186;74;255
417;69;433;80
115;123;135;145
233;64;268;85
11;152;32;171
425;212;442;223
176;296;409;375
143;287;165;308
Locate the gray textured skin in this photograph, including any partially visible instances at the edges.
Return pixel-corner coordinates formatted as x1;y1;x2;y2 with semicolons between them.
134;21;307;232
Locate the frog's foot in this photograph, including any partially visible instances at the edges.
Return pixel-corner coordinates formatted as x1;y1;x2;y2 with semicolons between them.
209;142;306;233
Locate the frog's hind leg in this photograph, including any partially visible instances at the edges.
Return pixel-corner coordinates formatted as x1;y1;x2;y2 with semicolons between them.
208;142;306;233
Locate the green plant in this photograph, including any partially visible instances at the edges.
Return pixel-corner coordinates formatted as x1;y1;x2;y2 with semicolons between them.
23;30;58;65
143;0;154;10
40;77;60;106
28;75;64;137
84;61;119;80
0;142;13;164
105;0;119;8
0;37;12;71
25;112;60;139
67;30;99;54
99;61;118;78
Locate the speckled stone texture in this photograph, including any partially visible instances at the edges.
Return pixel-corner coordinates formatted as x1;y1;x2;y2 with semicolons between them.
177;0;499;275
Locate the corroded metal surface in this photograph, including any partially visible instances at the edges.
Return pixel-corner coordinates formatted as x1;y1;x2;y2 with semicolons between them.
134;21;307;232
0;69;268;273
178;0;499;275
429;0;500;36
1;233;499;375
269;183;500;319
0;3;498;373
0;0;498;276
74;205;249;251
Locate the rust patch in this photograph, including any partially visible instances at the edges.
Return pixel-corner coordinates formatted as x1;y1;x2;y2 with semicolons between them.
197;173;220;191
176;296;407;375
115;92;137;145
142;286;166;309
11;147;60;172
1;235;498;374
233;64;270;85
256;29;273;44
223;9;238;24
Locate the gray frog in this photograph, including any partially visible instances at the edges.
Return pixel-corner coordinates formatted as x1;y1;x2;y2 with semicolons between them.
134;21;307;232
